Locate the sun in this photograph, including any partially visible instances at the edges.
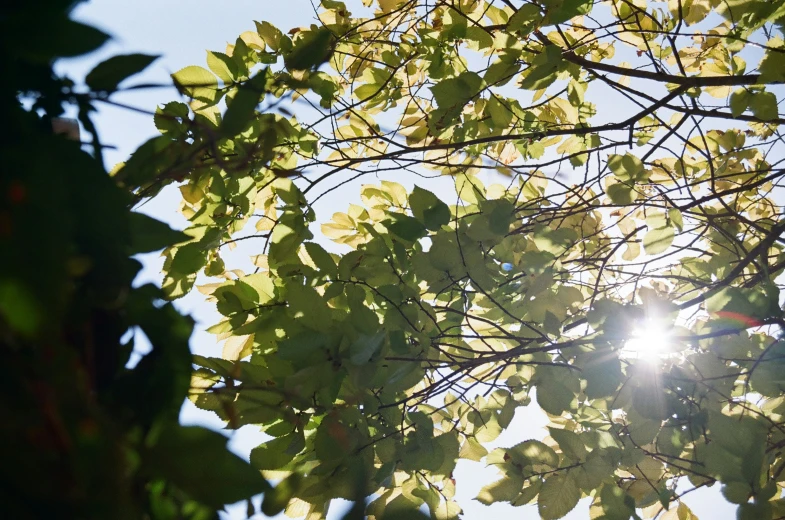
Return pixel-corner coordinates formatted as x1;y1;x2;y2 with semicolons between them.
622;320;672;361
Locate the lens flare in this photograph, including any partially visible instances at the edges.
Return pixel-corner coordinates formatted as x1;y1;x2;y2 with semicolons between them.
623;321;671;361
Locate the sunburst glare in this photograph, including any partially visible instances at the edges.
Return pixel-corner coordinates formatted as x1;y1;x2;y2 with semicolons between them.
623;320;672;361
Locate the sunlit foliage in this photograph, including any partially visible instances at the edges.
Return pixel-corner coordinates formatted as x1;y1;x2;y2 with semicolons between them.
122;0;785;518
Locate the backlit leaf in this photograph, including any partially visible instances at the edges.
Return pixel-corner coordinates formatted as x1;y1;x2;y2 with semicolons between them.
642;226;674;255
538;473;580;520
86;53;158;91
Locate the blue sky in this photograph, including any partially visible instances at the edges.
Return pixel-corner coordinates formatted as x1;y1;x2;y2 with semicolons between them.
56;1;737;518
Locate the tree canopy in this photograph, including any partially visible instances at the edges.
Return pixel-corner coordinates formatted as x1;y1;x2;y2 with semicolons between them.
42;0;785;518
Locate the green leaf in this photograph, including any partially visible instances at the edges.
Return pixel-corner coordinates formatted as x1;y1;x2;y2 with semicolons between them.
0;280;41;337
459;437;488;461
642;226;675;255
431;71;484;109
600;485;635;520
309;71;339;107
705;287;745;314
508;4;543;36
512;480;543;506
536;374;576;415
385;214;428;242
435;500;462;519
632;386;668;420
270;216;311;267
410;186;451;230
277;330;328;362
543;0;594;24
759;49;785;83
629;412;661;445
538;473;580;520
738;502;772;520
146;424;269;508
170;243;208;275
582;351;623;398
668;208;684;232
241;272;277;304
476;474;524;505
221;79;264;136
465;26;494;50
749;91;778;121
350;330;386;365
354;83;382;101
172;65;219;104
487;96;514;128
26;18;110;61
286;284;333;331
256;20;286;52
607;183;634;205
730;88;751;117
486;199;515;235
129;212;190;254
86;53;158;92
250;432;302;470
304;242;338;277
519;45;564;91
607;153;645;183
473;413;503;443
578;451;614;490
549;428;587;461
567;79;586;106
721;482;751;504
532;225;577;255
285;27;335;70
708;411;767;459
113;134;187;190
484;58;521;86
154;101;190;137
508;439;559;468
207;51;239;83
315;414;361;461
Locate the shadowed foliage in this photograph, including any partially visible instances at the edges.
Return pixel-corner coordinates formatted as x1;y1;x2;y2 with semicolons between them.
0;1;269;518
